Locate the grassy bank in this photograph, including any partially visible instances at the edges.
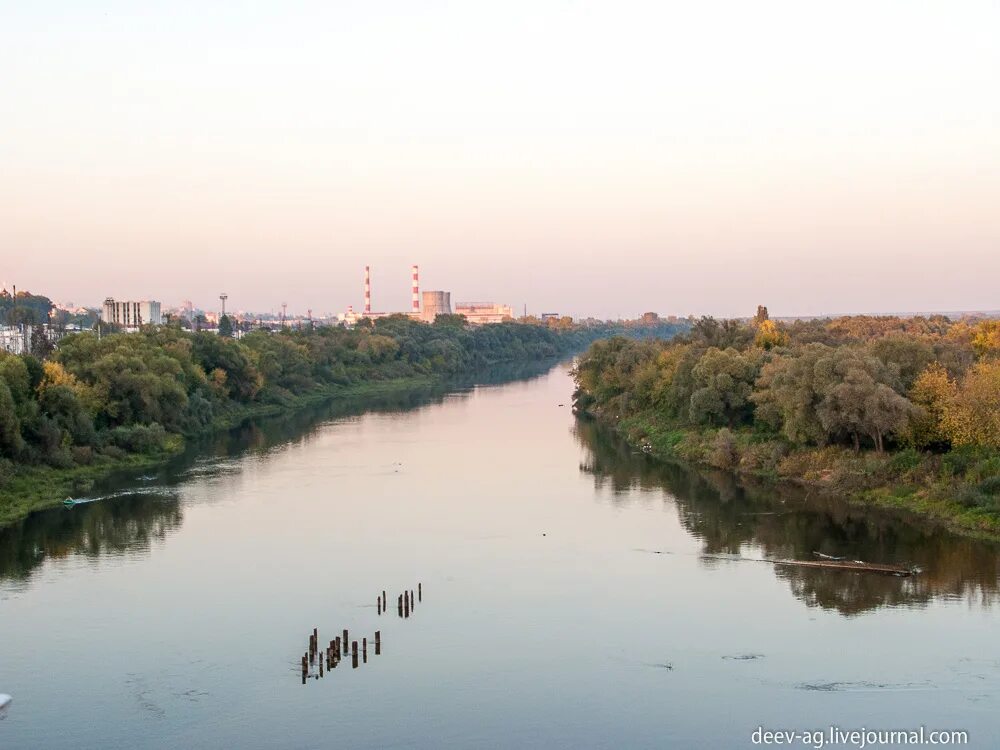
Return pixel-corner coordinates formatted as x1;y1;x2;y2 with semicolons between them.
0;375;436;528
610;411;1000;541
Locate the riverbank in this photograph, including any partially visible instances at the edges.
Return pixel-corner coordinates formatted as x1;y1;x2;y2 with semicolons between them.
0;375;437;528
604;411;1000;542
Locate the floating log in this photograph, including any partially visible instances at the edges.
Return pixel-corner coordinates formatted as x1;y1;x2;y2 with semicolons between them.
701;553;917;576
773;559;916;576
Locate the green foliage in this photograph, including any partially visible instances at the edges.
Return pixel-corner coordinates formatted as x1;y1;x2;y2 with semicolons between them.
0;290;53;325
689;348;766;427
575;313;995;459
106;423;167;454
3;315;672;474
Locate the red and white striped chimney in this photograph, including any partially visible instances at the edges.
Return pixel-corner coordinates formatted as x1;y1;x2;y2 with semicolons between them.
364;265;371;314
411;265;420;313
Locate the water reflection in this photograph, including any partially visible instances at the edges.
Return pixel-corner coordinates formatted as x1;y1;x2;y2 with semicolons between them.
0;491;182;584
0;359;556;586
574;416;1000;615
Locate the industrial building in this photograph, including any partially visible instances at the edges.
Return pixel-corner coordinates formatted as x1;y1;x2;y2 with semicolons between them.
340;264;510;326
101;298;162;329
454;302;513;325
420;291;451;322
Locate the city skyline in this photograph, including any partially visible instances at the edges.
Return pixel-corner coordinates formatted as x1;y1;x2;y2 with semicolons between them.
3;1;999;318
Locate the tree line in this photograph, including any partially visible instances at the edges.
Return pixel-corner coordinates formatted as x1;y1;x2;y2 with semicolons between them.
574;312;1000;519
0;313;688;481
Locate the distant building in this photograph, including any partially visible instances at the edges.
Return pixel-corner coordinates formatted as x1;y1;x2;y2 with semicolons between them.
640;312;660;325
540;313;559;321
454;302;514;325
102;298;162;329
421;291;452;322
0;326;29;354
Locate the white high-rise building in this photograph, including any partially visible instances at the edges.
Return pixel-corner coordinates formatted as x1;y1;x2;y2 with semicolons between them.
101;298;162;329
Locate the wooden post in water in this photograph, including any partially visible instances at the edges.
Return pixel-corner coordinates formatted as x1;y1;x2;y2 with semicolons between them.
375;630;381;655
382;590;387;610
377;596;382;615
404;592;410;618
362;637;368;663
410;590;415;610
343;629;349;655
418;582;422;601
351;640;359;669
397;594;403;617
301;654;308;678
335;636;341;658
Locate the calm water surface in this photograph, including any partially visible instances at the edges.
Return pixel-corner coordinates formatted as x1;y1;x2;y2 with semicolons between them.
2;363;999;749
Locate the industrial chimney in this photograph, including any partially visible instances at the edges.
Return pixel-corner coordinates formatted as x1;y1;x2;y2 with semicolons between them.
411;265;420;314
364;265;372;314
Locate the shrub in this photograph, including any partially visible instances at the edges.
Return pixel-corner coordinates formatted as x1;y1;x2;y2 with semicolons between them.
887;447;923;475
99;445;126;460
739;440;788;475
707;428;739;470
106;423;167;454
978;476;1000;496
0;457;14;489
71;446;94;465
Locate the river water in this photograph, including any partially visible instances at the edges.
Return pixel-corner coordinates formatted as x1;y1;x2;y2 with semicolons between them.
1;362;998;749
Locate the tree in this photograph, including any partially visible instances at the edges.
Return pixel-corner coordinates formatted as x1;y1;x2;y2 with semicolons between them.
971;320;1000;359
30;325;55;359
905;363;954;449
754;319;788;350
218;314;233;338
941;360;1000;448
752;344;833;445
814;352;914;451
688;347;766;427
0;380;24;457
869;334;935;392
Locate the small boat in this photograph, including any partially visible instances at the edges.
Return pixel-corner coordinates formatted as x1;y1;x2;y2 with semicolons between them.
63;497;77;507
0;693;11;716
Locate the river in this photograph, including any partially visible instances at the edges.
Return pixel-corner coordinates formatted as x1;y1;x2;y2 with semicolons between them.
1;362;998;749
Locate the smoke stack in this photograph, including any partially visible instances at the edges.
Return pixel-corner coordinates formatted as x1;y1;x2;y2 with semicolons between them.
411;265;420;313
364;265;371;314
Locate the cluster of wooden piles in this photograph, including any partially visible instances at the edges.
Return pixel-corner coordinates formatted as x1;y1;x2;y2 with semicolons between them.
299;582;423;684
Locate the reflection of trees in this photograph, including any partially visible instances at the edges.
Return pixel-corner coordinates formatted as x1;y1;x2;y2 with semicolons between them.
0;493;182;583
575;417;1000;616
1;360;562;586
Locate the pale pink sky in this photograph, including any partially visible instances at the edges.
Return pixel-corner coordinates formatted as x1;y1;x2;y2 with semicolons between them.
2;1;998;319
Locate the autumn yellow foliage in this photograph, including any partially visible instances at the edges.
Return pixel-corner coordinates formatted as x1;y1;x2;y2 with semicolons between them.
971;320;1000;359
905;363;955;448
754;319;788;350
941;360;1000;448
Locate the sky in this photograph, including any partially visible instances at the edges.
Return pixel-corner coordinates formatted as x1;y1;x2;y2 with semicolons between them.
2;0;998;319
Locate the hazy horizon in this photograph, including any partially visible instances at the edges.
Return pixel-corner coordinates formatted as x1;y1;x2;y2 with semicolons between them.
3;1;998;319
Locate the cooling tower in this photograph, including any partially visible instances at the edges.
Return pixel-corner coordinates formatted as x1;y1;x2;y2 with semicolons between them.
421;291;451;322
